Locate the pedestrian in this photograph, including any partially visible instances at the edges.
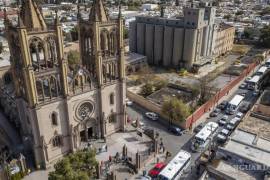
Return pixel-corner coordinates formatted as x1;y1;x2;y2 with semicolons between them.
162;146;165;153
109;155;112;163
105;144;107;152
157;157;159;163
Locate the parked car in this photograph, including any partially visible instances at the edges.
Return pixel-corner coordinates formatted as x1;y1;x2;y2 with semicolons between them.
239;102;251;113
239;83;247;89
168;126;183;136
193;123;205;134
217;128;230;144
148;162;166;178
253;90;260;97
218;117;227;126
226;117;241;130
145;112;158;121
217;101;228;110
245;77;252;82
236;112;243;119
140;175;152;180
126;98;133;106
210;108;221;117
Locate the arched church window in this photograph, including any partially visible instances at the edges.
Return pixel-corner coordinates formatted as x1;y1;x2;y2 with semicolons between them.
52;135;62;147
47;37;58;67
51;112;58;125
29;38;45;71
109;93;115;105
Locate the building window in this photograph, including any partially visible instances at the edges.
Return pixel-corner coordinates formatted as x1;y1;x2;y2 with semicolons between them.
51;113;58;126
188;11;191;15
109;93;115;105
52;136;62;147
192;22;195;26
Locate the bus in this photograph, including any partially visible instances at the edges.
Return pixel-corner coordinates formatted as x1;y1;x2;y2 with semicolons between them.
191;122;219;152
247;75;261;90
158;150;191;180
226;95;244;115
256;66;268;76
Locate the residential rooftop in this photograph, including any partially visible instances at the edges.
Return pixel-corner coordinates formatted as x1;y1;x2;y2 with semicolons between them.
220;129;270;167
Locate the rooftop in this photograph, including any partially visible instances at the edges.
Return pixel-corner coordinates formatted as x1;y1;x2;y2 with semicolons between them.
208;159;257;180
221;129;270;167
238;114;270;141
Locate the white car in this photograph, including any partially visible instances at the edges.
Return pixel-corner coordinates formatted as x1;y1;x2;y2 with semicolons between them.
236;112;243;119
126;100;133;106
145;112;158;121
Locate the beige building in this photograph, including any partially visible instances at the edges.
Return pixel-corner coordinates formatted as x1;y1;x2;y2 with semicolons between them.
213;23;235;56
129;4;216;69
4;0;126;168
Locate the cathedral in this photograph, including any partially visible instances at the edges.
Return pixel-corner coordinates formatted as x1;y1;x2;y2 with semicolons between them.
4;0;126;168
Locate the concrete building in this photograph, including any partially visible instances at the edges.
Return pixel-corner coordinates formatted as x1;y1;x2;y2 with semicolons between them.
4;0;126;168
213;23;235;56
129;4;217;69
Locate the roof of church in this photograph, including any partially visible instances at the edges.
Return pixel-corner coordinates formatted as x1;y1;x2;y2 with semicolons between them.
89;0;109;22
20;0;47;30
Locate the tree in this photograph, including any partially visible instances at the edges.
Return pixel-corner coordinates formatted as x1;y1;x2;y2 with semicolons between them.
67;50;80;69
140;83;154;97
260;25;270;48
49;150;98;180
197;76;215;105
162;97;191;123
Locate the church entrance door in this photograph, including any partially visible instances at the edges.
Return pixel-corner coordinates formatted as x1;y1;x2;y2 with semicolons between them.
80;130;86;142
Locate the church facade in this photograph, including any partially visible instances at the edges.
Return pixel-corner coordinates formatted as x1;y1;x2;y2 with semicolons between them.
4;0;126;168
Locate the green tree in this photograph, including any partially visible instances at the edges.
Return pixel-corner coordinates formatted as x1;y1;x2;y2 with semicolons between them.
67;50;80;69
141;83;154;97
49;150;97;180
260;25;270;48
243;28;253;39
162;97;191;123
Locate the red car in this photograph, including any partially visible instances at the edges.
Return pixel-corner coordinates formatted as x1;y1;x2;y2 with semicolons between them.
148;162;166;178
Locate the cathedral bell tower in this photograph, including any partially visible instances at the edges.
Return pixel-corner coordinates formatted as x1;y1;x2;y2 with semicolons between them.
78;0;126;137
4;0;69;168
5;0;68;107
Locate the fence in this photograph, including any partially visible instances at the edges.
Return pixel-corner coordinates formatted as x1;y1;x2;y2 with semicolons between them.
128;62;258;129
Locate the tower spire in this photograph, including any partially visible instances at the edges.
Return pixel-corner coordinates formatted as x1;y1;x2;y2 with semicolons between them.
89;0;109;22
20;0;47;30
